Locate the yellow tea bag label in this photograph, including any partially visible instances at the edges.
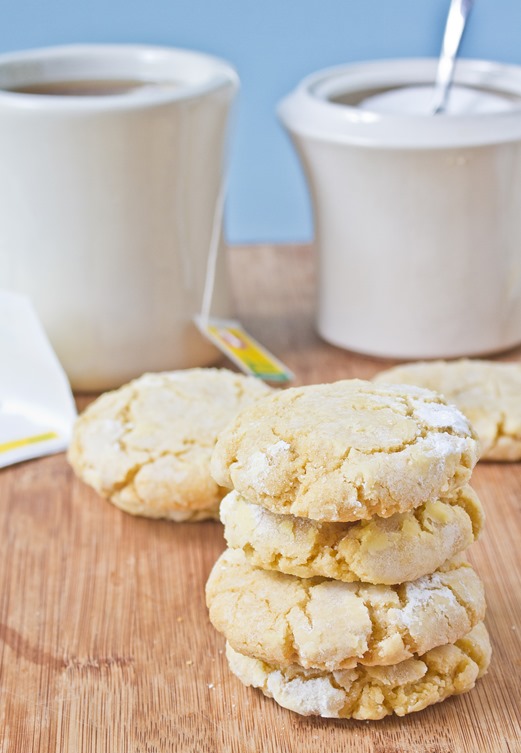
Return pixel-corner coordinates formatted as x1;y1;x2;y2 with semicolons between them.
0;431;59;455
195;317;294;384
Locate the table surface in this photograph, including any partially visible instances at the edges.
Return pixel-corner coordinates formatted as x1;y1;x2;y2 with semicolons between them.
1;244;520;753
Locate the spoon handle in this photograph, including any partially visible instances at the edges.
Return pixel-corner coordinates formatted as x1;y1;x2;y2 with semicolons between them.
431;0;475;114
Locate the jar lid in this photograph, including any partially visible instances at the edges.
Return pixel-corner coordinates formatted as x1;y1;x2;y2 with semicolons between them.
278;58;521;149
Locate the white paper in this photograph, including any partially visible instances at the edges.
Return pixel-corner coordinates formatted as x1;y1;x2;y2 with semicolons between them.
0;291;77;468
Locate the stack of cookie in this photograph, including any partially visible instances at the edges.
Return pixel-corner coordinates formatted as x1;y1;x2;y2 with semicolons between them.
206;379;491;720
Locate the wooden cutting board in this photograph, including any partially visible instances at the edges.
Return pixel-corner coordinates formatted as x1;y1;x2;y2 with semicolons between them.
0;245;519;753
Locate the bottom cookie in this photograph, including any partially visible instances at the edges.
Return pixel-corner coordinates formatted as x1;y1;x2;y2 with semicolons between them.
225;622;490;720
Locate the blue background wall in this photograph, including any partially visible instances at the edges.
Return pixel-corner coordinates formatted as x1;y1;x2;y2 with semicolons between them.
2;0;520;242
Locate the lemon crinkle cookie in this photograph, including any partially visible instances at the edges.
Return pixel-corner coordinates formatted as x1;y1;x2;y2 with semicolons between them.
68;368;272;520
220;485;484;585
374;359;521;461
225;622;491;720
206;548;485;671
211;379;479;522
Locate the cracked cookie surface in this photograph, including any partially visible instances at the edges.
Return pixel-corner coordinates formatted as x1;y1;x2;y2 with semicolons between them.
374;359;521;461
68;369;272;520
211;379;479;521
220;486;484;585
205;548;485;671
225;622;490;720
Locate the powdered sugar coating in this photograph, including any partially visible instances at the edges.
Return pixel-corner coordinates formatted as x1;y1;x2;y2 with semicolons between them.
243;440;291;494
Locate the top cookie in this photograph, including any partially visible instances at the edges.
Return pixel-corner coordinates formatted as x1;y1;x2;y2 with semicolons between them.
374;359;521;461
68;368;272;520
211;379;479;522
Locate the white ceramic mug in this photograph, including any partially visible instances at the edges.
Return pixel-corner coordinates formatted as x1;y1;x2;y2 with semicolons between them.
0;45;238;390
279;59;521;359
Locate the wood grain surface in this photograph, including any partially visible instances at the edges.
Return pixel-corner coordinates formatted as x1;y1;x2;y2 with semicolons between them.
0;245;520;753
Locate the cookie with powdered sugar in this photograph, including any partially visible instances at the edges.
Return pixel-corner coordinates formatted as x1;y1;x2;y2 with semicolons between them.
374;359;521;461
68;368;272;521
211;379;479;522
225;622;491;720
206;548;485;671
220;485;484;585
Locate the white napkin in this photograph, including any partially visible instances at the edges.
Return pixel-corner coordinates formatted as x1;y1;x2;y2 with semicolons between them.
0;291;77;467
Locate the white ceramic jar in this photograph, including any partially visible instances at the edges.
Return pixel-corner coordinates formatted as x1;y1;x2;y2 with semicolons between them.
279;59;521;359
0;45;238;390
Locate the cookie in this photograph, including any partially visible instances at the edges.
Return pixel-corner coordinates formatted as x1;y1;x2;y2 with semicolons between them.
220;485;484;585
205;548;485;671
225;622;491;720
211;379;479;522
374;359;521;461
68;369;272;520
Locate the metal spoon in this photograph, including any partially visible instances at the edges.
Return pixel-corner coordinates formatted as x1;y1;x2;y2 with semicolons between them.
431;0;475;114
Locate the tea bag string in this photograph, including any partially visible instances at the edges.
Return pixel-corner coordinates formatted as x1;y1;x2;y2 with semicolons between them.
199;172;229;326
176;101;193;293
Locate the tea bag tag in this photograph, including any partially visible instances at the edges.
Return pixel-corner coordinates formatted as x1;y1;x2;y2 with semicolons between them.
195;316;294;384
194;177;294;385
